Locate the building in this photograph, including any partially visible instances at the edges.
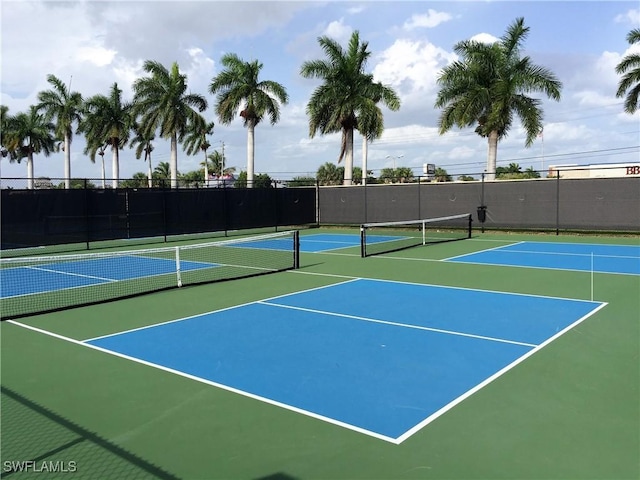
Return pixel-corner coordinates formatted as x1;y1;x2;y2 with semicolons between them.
547;163;640;179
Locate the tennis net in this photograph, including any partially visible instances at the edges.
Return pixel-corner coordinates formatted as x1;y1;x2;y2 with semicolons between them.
1;230;300;320
360;214;472;257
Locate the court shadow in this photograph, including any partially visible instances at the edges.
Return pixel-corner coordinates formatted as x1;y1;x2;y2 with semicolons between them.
0;386;179;479
254;473;300;480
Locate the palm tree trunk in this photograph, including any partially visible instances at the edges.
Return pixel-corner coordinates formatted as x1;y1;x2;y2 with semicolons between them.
64;134;71;189
203;149;209;187
362;136;368;186
247;120;255;188
147;152;153;188
112;145;119;189
27;151;34;190
486;130;499;181
343;128;354;186
100;154;106;189
170;132;178;189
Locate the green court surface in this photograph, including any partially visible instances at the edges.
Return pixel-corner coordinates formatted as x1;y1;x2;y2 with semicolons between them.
1;229;639;479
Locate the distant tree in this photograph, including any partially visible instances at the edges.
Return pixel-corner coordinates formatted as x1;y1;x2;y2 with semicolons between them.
434;167;452;182
379;166;414;183
301;31;400;185
133;61;207;188
434;17;562;180
153;161;171;184
457;175;476;181
2;106;56;189
36;74;83;189
316;162;344;186
179;169;204;188
288;176;316;187
80;82;134;188
120;172;150;189
523;166;541;178
1;105;11;157
207;149;235;177
57;178;96;189
183;117;215;184
235;171;273;188
209;53;288;188
352;166;363;185
129;124;155;188
616;28;640;114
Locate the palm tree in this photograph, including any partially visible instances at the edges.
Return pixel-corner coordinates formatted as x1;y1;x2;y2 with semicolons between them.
209;53;289;188
434;17;562;181
301;31;400;186
434;167;452;182
129;124;155;188
3;106;56;189
133;61;207;188
207;149;235;177
316;161;344;186
153;161;171;186
616;28;640;114
36;74;83;189
1;105;15;163
183;117;215;185
80;83;134;188
358;81;398;185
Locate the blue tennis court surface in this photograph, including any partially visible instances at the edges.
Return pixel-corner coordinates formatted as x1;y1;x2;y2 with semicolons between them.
1;256;216;298
85;278;605;443
446;241;640;275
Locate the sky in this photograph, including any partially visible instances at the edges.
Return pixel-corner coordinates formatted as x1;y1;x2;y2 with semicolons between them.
1;0;639;183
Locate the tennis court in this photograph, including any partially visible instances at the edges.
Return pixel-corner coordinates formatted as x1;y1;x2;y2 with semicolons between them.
2;228;638;479
445;241;640;275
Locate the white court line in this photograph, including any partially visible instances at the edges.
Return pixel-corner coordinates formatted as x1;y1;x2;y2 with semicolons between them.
442;241;524;261
82;277;360;342
290;271;604;304
258;301;537;348
479;248;640;260
441;258;640;277
25;265;118;282
5;319;398;445
395;301;609;443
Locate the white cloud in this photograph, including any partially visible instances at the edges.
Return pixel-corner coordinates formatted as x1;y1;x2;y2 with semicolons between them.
470;33;499;44
403;9;453;30
76;46;117;67
322;19;353;44
614;9;640;25
372;39;457;103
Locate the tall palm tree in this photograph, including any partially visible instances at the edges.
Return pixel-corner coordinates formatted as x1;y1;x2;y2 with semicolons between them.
36;74;83;189
133;61;207;188
183;117;215;185
209;53;289;188
3;106;56;189
129;124;155;188
434;17;562;181
80;83;134;188
616;28;640;114
301;31;400;186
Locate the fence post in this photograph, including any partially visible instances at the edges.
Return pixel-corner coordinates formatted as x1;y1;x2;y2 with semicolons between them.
556;170;560;235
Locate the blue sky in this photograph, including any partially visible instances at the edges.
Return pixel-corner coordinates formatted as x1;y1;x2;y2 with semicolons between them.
1;0;639;182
